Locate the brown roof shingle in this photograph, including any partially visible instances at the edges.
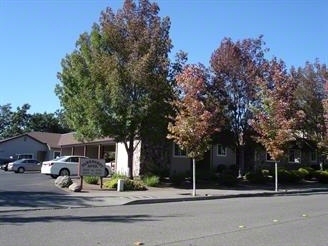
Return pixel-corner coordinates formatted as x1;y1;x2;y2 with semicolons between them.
27;132;62;148
57;132;115;146
1;132;115;148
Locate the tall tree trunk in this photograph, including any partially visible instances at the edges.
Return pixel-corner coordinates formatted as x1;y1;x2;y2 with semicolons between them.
238;145;245;177
126;137;135;179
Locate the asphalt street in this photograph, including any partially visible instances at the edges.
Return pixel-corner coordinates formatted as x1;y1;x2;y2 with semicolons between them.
1;193;328;246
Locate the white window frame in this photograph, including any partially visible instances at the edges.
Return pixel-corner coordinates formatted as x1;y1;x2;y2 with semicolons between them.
288;149;301;163
16;153;33;159
217;144;227;156
173;143;187;158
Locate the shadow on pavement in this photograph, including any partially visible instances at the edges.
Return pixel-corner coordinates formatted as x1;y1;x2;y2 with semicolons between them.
0;191;107;210
0;213;159;225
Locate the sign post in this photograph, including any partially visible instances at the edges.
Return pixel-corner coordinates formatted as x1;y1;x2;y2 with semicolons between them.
79;159;106;189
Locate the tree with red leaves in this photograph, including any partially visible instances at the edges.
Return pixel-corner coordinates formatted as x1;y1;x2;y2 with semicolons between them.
168;64;223;196
292;61;328;162
250;58;304;191
210;36;268;176
319;80;328;158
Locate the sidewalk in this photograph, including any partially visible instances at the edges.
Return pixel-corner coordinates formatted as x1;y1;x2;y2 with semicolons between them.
65;181;328;207
2;181;328;213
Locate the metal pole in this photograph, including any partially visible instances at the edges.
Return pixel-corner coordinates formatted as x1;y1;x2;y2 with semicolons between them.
192;158;196;196
275;161;278;192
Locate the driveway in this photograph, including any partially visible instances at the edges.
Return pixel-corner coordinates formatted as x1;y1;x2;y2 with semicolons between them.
0;170;114;211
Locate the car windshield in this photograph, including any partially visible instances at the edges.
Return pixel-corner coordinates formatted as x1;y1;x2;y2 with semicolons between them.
53;156;68;161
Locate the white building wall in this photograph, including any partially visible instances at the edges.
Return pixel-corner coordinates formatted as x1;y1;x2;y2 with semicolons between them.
115;140;141;177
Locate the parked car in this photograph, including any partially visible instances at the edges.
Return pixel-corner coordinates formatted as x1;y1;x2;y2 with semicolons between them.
41;156;86;178
7;159;41;173
41;156;112;178
0;157;15;171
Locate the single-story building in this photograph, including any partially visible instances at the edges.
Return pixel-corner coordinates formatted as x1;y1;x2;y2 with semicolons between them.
0;132;321;177
0;132;138;175
0;132;62;161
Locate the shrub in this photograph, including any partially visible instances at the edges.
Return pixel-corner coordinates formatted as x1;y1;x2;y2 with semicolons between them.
124;179;147;191
142;175;160;187
229;164;239;176
196;169;217;181
311;164;321;170
274;169;303;184
298;167;315;180
217;171;238;186
297;168;308;178
313;170;328;183
103;178;119;189
291;170;305;181
170;173;186;186
103;176;147;191
111;173;127;179
324;164;328;171
103;174;127;189
216;164;227;173
262;169;270;176
142;161;170;178
84;176;99;185
245;171;268;184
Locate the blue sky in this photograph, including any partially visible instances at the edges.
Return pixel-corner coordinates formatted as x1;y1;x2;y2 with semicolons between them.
1;0;327;114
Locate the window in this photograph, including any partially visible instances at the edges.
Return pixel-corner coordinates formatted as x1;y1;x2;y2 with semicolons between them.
266;152;274;162
173;143;186;157
254;150;262;161
310;151;317;162
16;153;33;159
69;157;80;163
217;144;226;156
53;151;61;159
289;149;301;163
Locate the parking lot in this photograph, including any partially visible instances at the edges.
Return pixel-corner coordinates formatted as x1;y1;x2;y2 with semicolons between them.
0;170;82;211
0;169;64;192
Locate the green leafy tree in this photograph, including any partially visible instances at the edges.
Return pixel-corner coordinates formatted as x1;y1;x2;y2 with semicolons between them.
0;104;13;140
56;0;172;178
0;104;69;139
250;58;304;191
210;36;268;176
168;64;223;196
140;51;188;176
27;112;71;133
0;103;31;139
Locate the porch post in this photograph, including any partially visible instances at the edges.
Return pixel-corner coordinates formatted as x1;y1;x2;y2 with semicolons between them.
83;145;87;157
98;144;102;159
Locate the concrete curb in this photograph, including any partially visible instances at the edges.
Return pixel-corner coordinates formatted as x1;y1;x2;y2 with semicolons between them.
124;188;328;205
1;188;328;213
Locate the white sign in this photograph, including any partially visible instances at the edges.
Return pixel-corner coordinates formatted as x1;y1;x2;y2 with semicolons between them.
79;159;105;177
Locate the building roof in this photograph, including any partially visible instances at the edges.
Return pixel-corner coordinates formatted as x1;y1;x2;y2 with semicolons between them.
27;132;62;148
57;132;115;146
0;132;115;148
